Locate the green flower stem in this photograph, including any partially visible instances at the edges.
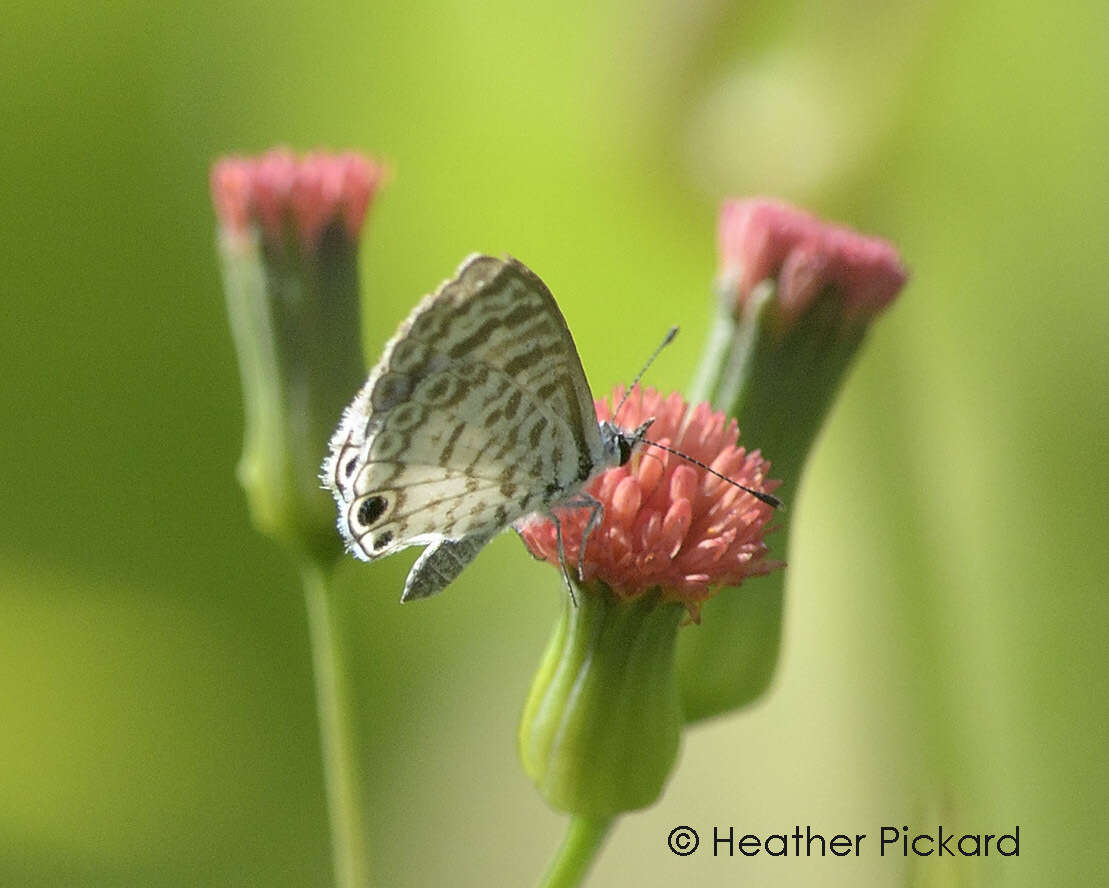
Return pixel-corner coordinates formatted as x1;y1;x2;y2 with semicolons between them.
538;815;615;888
520;587;685;817
679;286;867;722
302;560;372;888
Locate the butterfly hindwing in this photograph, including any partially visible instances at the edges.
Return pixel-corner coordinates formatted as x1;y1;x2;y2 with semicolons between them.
343;473;532;559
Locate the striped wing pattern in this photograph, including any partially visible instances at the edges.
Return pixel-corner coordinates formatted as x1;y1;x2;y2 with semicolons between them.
323;255;607;597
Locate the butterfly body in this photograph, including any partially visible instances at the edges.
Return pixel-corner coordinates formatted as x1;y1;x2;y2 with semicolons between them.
323;254;644;601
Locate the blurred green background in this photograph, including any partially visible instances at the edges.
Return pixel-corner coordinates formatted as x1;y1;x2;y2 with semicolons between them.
3;0;1106;885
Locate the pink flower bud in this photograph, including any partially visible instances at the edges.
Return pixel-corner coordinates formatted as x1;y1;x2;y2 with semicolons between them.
717;198;908;326
211;147;384;249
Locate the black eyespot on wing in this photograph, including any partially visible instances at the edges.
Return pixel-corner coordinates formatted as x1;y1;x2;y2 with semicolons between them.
373;530;394;551
344;457;359;479
358;495;388;528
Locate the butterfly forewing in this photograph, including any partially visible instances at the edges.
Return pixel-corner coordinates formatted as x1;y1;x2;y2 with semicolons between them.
324;255;608;575
405;256;602;466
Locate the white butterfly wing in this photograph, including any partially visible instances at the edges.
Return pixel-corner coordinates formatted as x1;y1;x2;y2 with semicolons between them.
324;255;605;568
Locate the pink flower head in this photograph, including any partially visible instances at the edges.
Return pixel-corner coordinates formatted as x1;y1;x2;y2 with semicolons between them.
210;148;384;249
517;387;781;619
717;198;908;326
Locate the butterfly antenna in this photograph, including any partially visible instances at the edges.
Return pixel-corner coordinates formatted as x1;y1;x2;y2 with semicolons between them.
640;438;783;509
614;326;679;420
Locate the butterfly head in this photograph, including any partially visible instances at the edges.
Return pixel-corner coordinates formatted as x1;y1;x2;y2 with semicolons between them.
599;417;655;468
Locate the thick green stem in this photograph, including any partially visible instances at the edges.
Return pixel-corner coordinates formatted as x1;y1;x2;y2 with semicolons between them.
302;561;372;888
538;815;615;888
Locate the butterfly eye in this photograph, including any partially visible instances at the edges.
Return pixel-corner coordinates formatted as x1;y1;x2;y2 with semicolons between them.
617;436;634;466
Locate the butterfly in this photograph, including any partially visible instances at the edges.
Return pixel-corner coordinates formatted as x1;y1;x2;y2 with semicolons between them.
322;254;654;601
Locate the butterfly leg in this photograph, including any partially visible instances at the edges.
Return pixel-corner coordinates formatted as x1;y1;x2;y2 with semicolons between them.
548;512;578;606
560;494;604;583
